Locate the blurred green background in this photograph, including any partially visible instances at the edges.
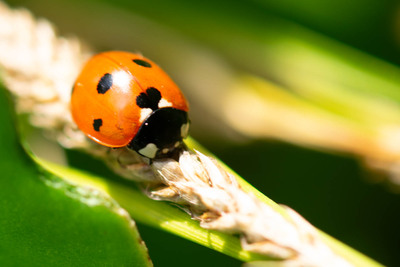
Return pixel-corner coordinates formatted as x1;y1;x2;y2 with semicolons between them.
4;0;400;266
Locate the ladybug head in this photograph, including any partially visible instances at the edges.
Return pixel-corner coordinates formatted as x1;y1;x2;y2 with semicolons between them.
128;88;189;159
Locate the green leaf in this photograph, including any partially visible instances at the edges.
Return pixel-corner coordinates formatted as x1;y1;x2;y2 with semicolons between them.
0;88;152;266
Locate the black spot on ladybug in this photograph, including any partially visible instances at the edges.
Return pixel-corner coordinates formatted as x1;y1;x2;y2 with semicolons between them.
146;87;161;103
136;94;149;108
133;59;152;68
93;118;103;131
136;87;161;110
97;73;113;94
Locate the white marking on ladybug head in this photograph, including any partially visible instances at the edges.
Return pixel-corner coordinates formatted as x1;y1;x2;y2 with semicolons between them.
139;108;152;123
162;148;169;154
180;123;189;138
158;98;173;108
138;143;158;158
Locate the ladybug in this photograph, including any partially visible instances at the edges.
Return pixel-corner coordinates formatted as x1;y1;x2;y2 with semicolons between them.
71;51;189;159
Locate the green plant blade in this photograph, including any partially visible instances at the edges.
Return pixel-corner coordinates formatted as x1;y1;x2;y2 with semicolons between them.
0;88;152;266
33;148;270;263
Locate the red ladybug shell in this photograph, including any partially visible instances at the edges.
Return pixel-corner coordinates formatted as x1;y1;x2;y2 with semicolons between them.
71;51;189;148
